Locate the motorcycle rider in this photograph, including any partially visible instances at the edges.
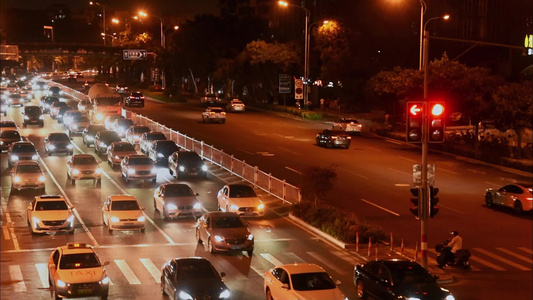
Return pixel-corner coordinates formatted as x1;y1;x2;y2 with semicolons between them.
438;231;463;268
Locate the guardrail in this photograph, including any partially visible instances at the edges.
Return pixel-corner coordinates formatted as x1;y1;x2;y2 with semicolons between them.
59;82;301;204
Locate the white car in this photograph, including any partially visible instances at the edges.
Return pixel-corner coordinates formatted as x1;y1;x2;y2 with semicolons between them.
120;154;157;183
107;141;137;168
125;125;151;145
217;184;264;217
10;161;46;193
77;99;92;113
485;184;533;214
153;183;202;220
227;99;245;112
264;263;347;300
332;118;362;135
102;195;146;233
66;154;102;184
202;107;226;123
27;195;74;234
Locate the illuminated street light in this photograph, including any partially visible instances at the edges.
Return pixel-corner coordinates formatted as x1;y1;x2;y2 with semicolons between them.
89;1;107;46
111;18;119;24
307;20;330;82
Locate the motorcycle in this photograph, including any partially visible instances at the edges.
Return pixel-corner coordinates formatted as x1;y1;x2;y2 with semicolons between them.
436;240;471;270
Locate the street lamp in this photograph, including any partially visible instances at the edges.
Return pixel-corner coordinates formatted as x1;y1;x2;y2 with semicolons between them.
278;0;310;108
90;1;106;46
136;10;164;48
307;20;330;84
417;0;427;71
100;32;115;46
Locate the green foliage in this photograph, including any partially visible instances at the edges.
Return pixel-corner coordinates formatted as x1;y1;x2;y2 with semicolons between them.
301;165;337;206
244;40;300;72
291;202;386;243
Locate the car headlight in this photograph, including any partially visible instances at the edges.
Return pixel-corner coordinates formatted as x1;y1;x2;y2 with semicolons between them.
72;169;80;175
178;291;193;300
44;104;50;108
167;204;177;210
95;168;102;174
406;298;421;300
247;234;254;241
99;142;106;147
32;155;38;160
86;136;94;141
127;168;135;174
179;166;185;172
96;114;103;120
39;115;44;120
14;176;22;183
38;176;46;182
66;144;73;149
100;276;110;285
193;202;202;210
214;235;224;242
201;165;207;171
48;145;56;150
137;216;145;222
114;155;120;160
230;204;239;211
72;125;78;129
67;215;74;223
258;203;264;210
219;289;230;299
157;153;164;158
24;116;29;120
110;216;120;223
11;155;19;161
151;167;157;174
0;141;3;145
56;279;67;288
32;216;41;224
445;296;455;300
133;136;140;140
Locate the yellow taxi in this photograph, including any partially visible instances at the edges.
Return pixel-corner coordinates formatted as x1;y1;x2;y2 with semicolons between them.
102;195;146;233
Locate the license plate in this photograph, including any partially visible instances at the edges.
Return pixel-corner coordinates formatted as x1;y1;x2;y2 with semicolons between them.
78;289;92;295
245;211;254;216
124;223;133;225
49;227;60;230
190;172;198;175
231;245;242;250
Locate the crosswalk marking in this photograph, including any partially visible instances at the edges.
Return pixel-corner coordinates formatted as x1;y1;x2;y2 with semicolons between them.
9;265;26;292
283;252;306;264
114;260;141;284
496;248;533;264
517;247;533;255
35;263;49;288
250;265;266;278
474;248;531;271
469;255;506;271
260;253;284;267
140;258;161;283
404;249;439;267
332;250;358;266
307;252;347;275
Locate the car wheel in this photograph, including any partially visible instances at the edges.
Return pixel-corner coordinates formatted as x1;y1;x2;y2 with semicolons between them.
169;168;173;175
108;160;113;168
225;205;229;212
71;178;75;185
160;279;165;295
356;280;367;299
153;198;158;211
202;117;206;123
108;228;113;234
96;178;101;185
40;122;44;127
54;289;61;300
163;207;169;221
40;187;46;193
485;193;494;207
100;295;108;300
208;238;216;253
196;228;202;244
222;120;225;124
247;249;253;256
266;288;274;300
514;201;523;214
326;141;332;149
140;228;145;233
23;123;26;127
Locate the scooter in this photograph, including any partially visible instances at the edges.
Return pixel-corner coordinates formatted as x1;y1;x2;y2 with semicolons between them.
436;241;471;270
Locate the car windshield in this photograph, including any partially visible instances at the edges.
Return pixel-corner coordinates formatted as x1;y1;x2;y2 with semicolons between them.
50;87;60;93
290;272;336;291
25;107;41;114
212;216;245;229
133;127;150;133
12;144;35;152
73;157;97;165
88;126;105;134
16;164;41;173
111;200;140;211
53;102;67;108
35;200;68;210
114;143;135;152
117;120;134;127
148;133;167;141
59;253;100;269
330;131;346;136
0;122;16;127
101;132;120;139
229;185;257;198
177;260;218;280
390;264;435;284
129;157;152;165
1;131;20;138
338;119;358;123
48;134;70;141
9;94;21;98
95;97;121;106
210;108;223;113
164;185;195;197
45;97;59;103
131;92;143;97
74;116;90;123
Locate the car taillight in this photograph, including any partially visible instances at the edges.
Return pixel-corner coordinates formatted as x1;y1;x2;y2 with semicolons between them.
332;136;338;139
140;96;144;99
526;197;533;201
347;136;352;139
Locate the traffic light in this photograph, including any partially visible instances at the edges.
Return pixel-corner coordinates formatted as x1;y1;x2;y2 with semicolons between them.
428;102;445;143
430;186;440;218
406;102;423;143
410;187;420;218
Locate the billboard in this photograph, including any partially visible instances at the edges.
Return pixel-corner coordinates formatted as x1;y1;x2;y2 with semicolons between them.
0;45;19;61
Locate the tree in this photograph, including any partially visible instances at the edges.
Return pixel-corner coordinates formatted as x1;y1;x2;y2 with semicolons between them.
491;81;533;159
301;165;337;206
26;55;44;73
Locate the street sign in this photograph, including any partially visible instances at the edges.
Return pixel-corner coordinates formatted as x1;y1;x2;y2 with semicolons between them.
0;45;19;61
294;78;303;100
279;74;291;94
123;49;147;60
413;164;435;186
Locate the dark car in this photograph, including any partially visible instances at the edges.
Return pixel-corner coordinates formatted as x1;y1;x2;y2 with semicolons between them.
22;105;44;127
47;86;62;96
316;129;351;149
149;140;180;165
44;132;73;155
124;91;145;107
201;93;220;105
1;99;7;116
353;259;455;300
113;118;135;138
67;74;76;82
0;130;22;151
49;101;68;119
82;124;106;146
56;107;72;124
39;96;60;113
7;141;38;167
82;80;91;91
0;120;17;133
161;257;230;300
94;130;121;154
168;151;207;179
140;131;167;154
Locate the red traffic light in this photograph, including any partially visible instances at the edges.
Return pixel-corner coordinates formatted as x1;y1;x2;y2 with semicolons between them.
431;103;444;116
428;101;446;143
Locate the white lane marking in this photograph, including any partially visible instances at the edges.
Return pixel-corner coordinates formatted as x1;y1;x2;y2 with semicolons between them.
35;263;49;288
439;168;459;175
5;212;19;251
278;147;300;155
236;148;254;155
331;250;360;266
517;247;533;255
285;167;303;175
394;184;411;187
398;156;417;163
250;266;266;278
307;252;346;275
404;249;438;266
114;260;141;284
257;151;275;157
469;255;506;271
438;203;467;214
140;258;161;283
365;146;382;152
70;140;176;245
2;225;10;240
260;253;284;267
283;252;306;264
9;265;26;292
485;182;499;187
387;167;411;176
474;248;531;271
385;139;404;145
341;169;369;180
38;155;99;247
496;248;533;264
361;199;400;216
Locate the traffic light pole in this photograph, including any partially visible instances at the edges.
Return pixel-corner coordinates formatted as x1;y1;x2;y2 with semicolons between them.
420;29;430;269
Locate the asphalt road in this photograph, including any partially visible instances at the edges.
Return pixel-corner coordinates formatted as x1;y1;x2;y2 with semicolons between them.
1;77;531;300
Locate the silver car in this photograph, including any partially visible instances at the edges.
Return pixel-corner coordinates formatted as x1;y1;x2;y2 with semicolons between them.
107;141;137;168
66;154;102;184
153;183;202;220
120;154;157;183
10;161;46;193
7;141;39;167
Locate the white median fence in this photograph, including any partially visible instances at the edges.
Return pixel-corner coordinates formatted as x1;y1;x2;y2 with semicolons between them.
123;109;302;205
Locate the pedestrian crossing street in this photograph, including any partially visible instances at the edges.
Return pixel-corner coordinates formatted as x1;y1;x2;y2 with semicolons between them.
2;246;531;293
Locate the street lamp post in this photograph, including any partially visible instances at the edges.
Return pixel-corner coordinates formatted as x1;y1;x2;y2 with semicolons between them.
100;33;115;46
306;20;329;89
418;0;427;71
419;14;449;269
90;1;106;46
137;11;166;88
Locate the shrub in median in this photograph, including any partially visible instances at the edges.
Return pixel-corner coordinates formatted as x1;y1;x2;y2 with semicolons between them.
291;201;386;243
